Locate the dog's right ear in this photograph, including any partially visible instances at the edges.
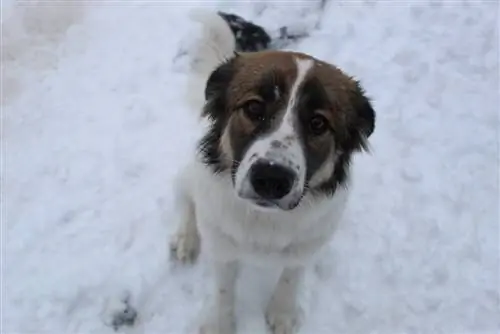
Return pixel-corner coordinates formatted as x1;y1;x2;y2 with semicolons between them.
203;56;238;120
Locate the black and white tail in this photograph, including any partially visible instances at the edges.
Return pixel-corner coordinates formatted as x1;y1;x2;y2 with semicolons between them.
183;9;238;113
184;9;311;114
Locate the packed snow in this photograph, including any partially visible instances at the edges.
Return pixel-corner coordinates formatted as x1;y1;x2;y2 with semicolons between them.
2;1;499;333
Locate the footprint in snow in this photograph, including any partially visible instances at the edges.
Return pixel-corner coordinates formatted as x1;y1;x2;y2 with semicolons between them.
102;290;138;331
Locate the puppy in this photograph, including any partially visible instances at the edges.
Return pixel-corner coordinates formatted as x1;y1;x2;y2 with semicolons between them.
171;10;376;334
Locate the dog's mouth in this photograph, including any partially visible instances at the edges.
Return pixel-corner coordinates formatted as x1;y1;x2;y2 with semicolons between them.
253;198;277;209
243;191;303;212
250;199;300;212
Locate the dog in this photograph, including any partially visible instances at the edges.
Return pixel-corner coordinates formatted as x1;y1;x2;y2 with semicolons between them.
170;10;376;334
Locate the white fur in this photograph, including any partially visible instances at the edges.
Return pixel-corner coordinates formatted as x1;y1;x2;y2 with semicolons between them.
184;9;237;114
170;13;351;334
170;159;350;334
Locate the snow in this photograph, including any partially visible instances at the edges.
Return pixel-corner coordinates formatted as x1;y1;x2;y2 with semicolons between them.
2;1;499;334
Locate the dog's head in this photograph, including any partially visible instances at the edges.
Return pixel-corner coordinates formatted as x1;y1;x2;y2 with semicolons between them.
199;51;375;211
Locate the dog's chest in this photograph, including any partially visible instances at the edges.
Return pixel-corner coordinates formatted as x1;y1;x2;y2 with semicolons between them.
193;177;300;248
187;162;341;262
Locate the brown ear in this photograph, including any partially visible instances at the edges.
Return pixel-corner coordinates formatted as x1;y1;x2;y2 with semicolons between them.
198;56;239;174
347;80;376;151
203;56;238;120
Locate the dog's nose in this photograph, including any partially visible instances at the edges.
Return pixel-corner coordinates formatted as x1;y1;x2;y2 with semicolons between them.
249;161;295;200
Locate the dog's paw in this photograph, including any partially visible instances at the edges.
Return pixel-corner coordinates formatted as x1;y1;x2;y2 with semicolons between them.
169;228;200;264
265;301;303;334
198;312;235;334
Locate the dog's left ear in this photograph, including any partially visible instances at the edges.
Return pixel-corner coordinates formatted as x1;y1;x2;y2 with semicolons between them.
348;80;376;151
202;56;238;120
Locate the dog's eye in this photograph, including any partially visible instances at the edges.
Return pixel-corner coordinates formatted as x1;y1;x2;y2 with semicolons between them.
309;114;329;135
242;100;266;121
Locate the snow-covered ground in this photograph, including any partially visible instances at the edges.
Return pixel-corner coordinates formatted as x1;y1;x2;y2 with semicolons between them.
2;1;499;333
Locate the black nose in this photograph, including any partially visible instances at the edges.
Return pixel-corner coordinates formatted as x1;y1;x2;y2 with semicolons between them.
249;161;296;200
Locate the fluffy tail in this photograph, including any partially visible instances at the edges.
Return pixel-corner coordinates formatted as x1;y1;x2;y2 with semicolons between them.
188;9;237;78
183;9;307;115
184;9;237;114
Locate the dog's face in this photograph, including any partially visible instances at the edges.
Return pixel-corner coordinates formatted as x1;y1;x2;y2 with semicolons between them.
199;51;375;211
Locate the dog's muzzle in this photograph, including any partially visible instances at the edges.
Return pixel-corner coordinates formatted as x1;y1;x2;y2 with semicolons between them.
239;159;302;211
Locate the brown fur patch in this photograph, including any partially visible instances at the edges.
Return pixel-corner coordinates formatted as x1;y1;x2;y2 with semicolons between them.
226;51;367;147
224;51;299;107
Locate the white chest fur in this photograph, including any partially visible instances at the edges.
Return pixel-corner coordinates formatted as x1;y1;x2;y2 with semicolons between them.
177;159;350;266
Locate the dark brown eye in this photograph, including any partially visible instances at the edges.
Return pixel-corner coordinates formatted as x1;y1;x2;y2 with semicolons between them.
242;100;266;121
309;114;329;135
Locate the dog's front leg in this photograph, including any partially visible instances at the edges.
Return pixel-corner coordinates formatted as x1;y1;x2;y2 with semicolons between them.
169;175;200;264
200;260;239;334
265;266;306;334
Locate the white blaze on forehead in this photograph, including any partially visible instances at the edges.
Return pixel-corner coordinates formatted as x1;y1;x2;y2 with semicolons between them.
284;57;314;125
257;57;313;168
262;57;313;157
271;57;315;135
233;57;314;206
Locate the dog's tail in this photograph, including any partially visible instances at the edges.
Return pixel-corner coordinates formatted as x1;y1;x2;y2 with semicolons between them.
188;9;237;78
184;10;237;114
